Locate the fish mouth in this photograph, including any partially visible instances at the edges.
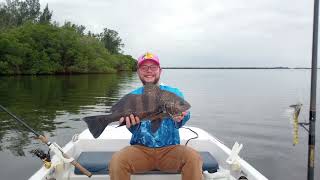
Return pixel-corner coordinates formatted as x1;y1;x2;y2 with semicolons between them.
167;103;191;118
181;101;191;111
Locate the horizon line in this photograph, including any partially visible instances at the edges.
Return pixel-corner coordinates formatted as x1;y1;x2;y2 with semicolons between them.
161;67;317;69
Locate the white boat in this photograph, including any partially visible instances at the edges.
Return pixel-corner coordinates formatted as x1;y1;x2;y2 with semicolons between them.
29;125;268;180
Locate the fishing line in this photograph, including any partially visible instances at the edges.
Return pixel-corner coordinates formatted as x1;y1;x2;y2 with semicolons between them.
181;127;198;146
0;105;92;177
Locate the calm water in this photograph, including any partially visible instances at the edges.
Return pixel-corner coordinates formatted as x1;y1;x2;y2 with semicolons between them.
0;69;319;180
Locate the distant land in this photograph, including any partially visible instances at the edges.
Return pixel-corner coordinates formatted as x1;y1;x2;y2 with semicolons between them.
161;67;318;69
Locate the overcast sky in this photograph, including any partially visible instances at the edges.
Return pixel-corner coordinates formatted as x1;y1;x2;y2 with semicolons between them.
4;0;318;67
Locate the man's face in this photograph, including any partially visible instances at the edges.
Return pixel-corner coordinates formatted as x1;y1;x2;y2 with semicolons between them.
137;60;162;85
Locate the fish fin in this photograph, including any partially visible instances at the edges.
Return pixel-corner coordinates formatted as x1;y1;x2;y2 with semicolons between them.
151;120;162;133
82;114;113;138
143;83;161;95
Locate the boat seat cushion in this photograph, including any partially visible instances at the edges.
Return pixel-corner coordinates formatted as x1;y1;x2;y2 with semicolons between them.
74;151;219;175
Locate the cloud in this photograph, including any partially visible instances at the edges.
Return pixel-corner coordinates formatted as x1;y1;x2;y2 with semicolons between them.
4;0;317;67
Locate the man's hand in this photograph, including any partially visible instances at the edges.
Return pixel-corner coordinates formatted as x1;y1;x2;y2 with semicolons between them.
173;111;188;122
119;114;140;128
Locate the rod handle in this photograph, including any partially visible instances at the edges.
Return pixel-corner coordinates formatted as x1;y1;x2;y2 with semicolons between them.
64;154;92;177
70;159;92;177
38;135;49;144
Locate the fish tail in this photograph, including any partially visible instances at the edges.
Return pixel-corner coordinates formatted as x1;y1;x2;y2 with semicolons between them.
83;115;114;138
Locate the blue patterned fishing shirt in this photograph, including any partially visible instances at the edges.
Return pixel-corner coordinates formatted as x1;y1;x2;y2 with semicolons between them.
128;85;190;148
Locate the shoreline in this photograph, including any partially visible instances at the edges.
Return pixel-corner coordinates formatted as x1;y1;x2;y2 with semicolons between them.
1;68;319;76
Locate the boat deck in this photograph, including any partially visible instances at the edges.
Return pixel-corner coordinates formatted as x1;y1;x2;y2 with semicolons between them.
29;126;268;180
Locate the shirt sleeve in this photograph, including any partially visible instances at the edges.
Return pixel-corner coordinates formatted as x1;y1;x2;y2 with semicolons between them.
128;123;141;133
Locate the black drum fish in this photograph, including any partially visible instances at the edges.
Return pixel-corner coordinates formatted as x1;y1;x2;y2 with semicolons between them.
83;83;191;138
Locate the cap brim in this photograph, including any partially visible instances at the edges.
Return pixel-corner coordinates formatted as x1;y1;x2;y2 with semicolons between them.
138;59;160;66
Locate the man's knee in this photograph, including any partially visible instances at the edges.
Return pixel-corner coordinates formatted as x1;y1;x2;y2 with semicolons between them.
109;152;121;169
109;151;132;180
109;147;134;171
110;151;129;169
184;147;203;164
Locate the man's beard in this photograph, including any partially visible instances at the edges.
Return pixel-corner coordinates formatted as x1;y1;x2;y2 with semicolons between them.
140;76;160;85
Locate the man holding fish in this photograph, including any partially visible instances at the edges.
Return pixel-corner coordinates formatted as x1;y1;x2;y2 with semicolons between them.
108;52;203;180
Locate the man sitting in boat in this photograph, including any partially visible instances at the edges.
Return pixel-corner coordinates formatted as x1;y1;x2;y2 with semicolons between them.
109;52;203;180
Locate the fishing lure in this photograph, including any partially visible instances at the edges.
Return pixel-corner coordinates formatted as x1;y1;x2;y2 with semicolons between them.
289;104;302;145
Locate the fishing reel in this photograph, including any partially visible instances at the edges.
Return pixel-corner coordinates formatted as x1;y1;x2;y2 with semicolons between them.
30;149;52;169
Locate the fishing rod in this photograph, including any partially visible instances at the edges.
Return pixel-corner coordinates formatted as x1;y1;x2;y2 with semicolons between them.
292;1;319;179
307;0;318;179
0;105;92;177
